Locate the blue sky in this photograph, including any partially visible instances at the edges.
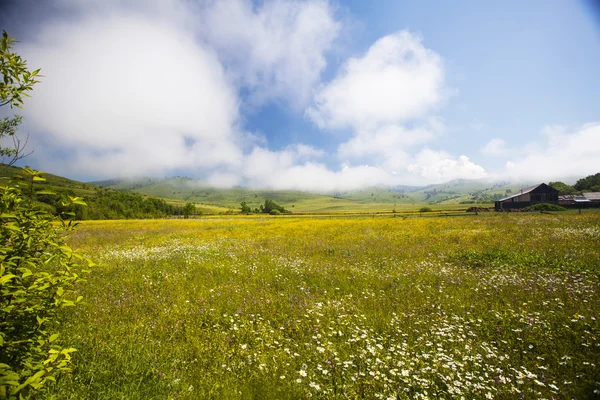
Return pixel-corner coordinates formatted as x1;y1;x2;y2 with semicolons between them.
1;0;599;190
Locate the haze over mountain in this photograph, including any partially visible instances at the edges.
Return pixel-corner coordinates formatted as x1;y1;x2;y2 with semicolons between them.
1;0;599;189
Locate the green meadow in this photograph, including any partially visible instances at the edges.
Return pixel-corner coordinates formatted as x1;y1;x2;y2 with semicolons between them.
41;212;600;399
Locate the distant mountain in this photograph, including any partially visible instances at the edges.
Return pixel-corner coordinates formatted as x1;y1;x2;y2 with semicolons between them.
94;176;535;211
0;166;555;214
93;176;335;211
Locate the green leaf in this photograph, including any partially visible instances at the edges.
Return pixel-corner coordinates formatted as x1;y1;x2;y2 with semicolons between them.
48;333;59;343
32;176;45;182
0;273;16;285
35;190;55;195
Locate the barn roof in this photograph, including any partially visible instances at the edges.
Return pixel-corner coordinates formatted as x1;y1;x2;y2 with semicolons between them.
583;192;600;201
497;183;544;202
559;192;600;202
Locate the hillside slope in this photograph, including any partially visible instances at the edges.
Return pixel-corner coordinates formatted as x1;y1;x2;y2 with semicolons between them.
95;177;519;212
0;165;211;218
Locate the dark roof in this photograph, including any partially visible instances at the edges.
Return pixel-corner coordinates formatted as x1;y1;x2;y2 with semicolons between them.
497;183;545;202
559;192;600;202
583;192;600;201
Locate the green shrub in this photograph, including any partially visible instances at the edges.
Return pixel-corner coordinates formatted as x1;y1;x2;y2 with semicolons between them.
0;33;92;398
419;207;433;212
269;209;281;215
0;171;93;398
523;203;566;212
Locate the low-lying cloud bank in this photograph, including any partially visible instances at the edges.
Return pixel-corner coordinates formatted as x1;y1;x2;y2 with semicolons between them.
7;0;595;190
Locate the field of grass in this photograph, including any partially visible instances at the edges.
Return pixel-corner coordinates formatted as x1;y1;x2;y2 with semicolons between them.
0;164;98;198
44;212;599;399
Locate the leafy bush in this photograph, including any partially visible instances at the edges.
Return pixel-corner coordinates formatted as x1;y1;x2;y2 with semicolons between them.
574;172;600;192
1;170;93;398
419;207;433;212
269;209;281;215
0;31;91;399
523;203;566;212
257;199;291;214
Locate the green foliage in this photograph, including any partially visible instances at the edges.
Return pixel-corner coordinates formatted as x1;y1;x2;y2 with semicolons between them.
1;165;186;220
549;181;577;195
0;31;40;167
0;169;92;398
0;33;90;398
261;199;290;214
268;209;280;215
522;203;566;212
419;206;433;212
240;201;251;214
183;203;196;219
0;31;40;109
574;172;600;192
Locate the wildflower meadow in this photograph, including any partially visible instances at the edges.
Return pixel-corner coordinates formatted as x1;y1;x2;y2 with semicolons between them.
47;213;599;399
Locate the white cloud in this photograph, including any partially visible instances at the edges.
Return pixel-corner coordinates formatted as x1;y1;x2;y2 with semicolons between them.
481;138;509;156
10;1;488;189
337;121;442;162
19;5;241;178
16;0;339;180
242;147;394;192
406;150;487;184
238;144;486;191
502;123;600;181
303;30;480;187
306;30;445;130
199;0;340;108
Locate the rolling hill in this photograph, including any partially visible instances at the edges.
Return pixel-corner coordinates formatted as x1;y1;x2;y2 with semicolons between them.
0;165;229;218
93;176;530;213
2;165;544;215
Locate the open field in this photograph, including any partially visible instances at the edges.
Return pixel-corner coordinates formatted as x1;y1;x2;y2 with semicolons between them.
46;213;600;399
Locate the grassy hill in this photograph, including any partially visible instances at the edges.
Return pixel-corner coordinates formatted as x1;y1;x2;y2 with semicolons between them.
0;164;99;198
93;177;335;212
0;165;209;218
2;165;535;215
95;177;514;213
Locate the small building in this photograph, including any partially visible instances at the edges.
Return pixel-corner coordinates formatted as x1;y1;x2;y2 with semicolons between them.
559;192;600;208
495;183;559;211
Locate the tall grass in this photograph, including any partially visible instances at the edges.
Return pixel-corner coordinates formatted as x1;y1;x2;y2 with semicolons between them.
47;214;599;399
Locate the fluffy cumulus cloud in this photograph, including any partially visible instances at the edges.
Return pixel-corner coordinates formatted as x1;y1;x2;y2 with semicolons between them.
308;31;485;185
15;0;340;180
481;138;509;156
198;0;340;108
9;0;489;189
306;30;445;130
406;150;486;184
242;147;395;192
21;11;241;178
501;123;600;181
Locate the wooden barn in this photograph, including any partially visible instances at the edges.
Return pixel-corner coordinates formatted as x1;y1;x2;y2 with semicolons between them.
495;183;559;211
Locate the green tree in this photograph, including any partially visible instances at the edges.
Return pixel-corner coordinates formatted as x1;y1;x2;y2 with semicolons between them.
0;31;40;166
183;202;196;219
240;201;251;214
1;32;90;398
261;199;289;214
549;181;578;195
574;173;600;192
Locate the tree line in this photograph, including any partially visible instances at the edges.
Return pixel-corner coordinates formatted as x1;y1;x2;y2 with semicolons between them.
550;172;600;195
32;186;189;219
240;199;291;215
